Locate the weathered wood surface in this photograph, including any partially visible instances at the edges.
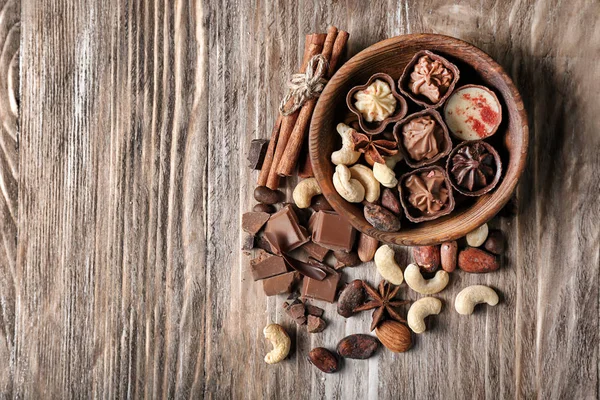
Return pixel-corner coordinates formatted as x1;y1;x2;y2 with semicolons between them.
3;0;599;398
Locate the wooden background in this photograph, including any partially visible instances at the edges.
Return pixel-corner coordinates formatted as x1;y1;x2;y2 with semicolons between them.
1;0;598;398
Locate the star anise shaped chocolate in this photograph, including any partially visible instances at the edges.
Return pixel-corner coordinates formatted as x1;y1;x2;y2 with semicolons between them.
353;280;410;331
350;131;398;165
451;142;496;191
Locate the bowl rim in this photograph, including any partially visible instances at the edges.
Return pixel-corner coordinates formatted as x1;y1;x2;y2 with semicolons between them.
309;33;529;246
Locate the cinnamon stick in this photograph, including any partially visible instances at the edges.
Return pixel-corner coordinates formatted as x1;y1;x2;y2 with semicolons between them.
257;115;282;186
327;31;349;78
277;28;346;177
266;34;326;189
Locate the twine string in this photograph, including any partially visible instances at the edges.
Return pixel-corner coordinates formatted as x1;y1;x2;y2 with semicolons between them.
279;54;329;116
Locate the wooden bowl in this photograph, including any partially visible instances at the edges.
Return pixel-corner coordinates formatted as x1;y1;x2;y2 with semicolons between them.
309;34;528;246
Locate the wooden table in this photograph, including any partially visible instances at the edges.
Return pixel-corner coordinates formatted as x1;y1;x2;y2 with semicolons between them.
2;0;599;398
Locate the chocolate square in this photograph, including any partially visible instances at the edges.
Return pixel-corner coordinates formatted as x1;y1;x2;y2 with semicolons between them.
264;205;309;253
308;211;356;252
250;253;288;281
262;271;297;296
301;272;341;303
300;241;330;262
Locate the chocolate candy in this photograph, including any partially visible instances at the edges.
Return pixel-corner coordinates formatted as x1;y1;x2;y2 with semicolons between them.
308;211;356;252
264;205;309;252
241;212;270;235
262;271;297;296
300;241;330;262
444;85;502;141
302;272;341;303
250;252;288;281
399;166;455;223
247;139;269;170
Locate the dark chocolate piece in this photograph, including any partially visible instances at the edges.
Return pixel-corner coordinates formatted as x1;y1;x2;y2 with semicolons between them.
248;139;269;170
308;211;356;252
250;252;288;281
241;212;270;235
305;304;324;318
302;272;341;303
310;195;333;212
446;140;502;196
255;233;274;253
333;251;361;269
307;315;326;333
264;205;309;252
242;233;255;250
264;231;327;281
262;271;297;296
300;241;330;262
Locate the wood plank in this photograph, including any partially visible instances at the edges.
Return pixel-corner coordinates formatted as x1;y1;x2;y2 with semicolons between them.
6;0;599;398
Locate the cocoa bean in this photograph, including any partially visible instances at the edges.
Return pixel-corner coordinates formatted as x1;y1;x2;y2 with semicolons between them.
308;347;339;373
333;251;361;269
253;186;281;204
440;241;458;272
336;334;379;359
311;194;334;212
337;280;365;318
253;203;276;213
363;202;401;232
412;245;441;273
458;247;499;273
381;188;402;215
484;230;505;255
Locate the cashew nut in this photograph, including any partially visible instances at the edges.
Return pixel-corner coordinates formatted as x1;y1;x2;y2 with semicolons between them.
263;323;291;364
407;297;442;334
404;263;449;294
293;178;322;208
331;123;361;166
465;223;489;247
333;164;365;203
455;285;499;315
373;153;403;188
374;245;403;285
349;164;380;203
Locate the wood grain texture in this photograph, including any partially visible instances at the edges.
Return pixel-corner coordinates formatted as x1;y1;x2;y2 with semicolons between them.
5;0;599;398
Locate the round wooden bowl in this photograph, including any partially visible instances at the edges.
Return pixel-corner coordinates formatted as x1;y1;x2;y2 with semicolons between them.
309;34;528;246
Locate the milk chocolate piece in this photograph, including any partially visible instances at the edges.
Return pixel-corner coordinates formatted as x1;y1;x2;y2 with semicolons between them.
302;272;341;303
242;233;255;250
307;315;326;333
288;302;306;319
300;241;330;262
265;231;327;281
251;253;288;281
262;271;297;296
308;211;356;252
264;205;309;252
255;233;275;253
242;212;270;235
248;139;269;170
399;166;455;223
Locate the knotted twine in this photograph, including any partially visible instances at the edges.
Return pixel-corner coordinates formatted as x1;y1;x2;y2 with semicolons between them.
278;54;329;116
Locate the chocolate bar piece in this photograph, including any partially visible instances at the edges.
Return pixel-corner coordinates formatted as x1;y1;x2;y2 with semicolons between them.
250;252;287;281
308;211;356;252
307;315;326;333
242;212;270;235
264;205;309;253
242;233;255;250
248;139;269;170
263;271;297;296
300;241;330;262
302;272;341;303
305;304;324;318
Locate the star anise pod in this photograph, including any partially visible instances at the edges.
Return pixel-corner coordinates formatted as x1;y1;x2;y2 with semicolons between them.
451;142;496;191
350;131;398;165
353;280;410;331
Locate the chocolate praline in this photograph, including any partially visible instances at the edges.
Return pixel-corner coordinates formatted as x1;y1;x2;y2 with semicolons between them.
393;109;452;168
446;140;502;196
398;50;460;109
398;166;455;223
346;73;408;135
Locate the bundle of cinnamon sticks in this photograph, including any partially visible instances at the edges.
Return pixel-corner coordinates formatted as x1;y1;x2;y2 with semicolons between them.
257;26;349;190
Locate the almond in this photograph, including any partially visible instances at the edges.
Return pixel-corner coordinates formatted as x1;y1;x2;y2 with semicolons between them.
458;247;499;273
412;245;441;273
357;232;379;262
440;241;458;272
375;320;412;353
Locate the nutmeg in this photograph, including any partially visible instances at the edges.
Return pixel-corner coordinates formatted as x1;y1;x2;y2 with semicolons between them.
375;320;412;353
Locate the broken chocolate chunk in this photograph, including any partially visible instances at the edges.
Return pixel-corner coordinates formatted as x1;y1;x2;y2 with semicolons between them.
248;139;270;170
264;205;309;252
307;315;327;333
250;252;288;281
242;212;270;235
300;241;330;262
262;271;297;296
302;272;341;303
308;211;356;252
305;304;324;318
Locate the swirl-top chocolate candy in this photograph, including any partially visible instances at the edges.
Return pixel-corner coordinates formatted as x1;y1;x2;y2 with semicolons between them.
401;115;444;162
408;55;453;103
405;169;450;215
353;79;397;122
450;142;497;192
